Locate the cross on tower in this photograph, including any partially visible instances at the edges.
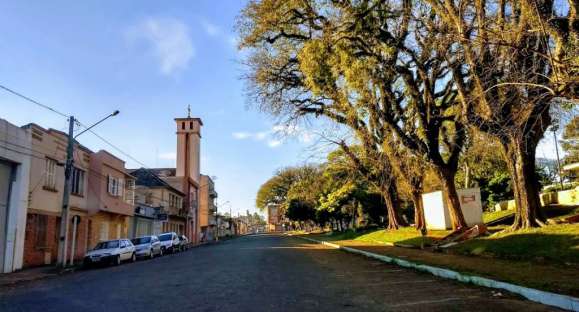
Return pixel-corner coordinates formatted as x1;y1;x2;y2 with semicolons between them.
187;104;191;118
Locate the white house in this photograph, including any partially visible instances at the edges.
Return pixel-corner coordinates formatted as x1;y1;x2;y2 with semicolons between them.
0;118;31;273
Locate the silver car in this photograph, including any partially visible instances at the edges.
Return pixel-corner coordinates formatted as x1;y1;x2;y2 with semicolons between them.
131;235;163;259
84;239;136;267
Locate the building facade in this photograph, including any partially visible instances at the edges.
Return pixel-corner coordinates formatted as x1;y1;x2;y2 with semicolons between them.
199;174;217;242
0;119;31;273
130;168;186;237
87;150;135;249
23;124;92;267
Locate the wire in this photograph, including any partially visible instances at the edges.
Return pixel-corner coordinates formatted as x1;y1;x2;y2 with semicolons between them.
0;84;70;118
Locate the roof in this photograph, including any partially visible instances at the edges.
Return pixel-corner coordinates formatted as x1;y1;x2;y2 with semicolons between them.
130;168;185;196
174;117;203;125
22;123;94;154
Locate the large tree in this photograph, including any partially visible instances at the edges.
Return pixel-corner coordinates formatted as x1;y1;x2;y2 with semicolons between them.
239;0;469;229
425;0;578;229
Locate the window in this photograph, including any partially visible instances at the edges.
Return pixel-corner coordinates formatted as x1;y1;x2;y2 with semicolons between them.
145;192;153;204
107;175;123;197
44;158;57;189
71;167;85;195
124;179;135;204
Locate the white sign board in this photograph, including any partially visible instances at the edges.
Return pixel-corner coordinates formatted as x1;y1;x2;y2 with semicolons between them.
422;187;483;230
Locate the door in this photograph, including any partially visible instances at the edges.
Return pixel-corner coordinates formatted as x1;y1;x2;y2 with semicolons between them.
0;160;15;271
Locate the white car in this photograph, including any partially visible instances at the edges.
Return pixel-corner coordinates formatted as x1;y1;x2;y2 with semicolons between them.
131;235;163;259
83;239;136;267
158;232;180;254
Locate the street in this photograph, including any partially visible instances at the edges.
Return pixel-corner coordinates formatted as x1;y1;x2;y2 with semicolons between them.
0;234;558;312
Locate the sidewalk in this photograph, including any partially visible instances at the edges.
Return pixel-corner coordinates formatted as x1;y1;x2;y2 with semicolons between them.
0;266;60;289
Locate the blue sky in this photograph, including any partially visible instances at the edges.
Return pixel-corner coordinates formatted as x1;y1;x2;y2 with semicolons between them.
0;1;566;216
0;0;321;217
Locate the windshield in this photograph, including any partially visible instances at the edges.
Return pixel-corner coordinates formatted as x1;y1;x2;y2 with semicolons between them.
158;234;172;241
131;237;151;245
93;240;119;250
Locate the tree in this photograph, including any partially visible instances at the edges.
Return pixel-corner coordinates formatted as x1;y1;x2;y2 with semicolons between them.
255;165;320;213
239;0;469;230
561;116;579;166
426;0;578;229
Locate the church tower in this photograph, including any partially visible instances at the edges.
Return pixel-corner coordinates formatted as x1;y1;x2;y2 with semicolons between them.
175;106;202;184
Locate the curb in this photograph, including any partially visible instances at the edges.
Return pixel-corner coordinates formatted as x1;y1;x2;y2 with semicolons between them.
298;236;579;311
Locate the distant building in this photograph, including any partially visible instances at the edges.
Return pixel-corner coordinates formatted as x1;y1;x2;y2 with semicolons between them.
199;174;217;242
0;119;31;273
267;203;283;232
130;168;186;236
136;114;203;243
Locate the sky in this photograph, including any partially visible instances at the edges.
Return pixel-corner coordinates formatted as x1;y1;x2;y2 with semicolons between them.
0;1;568;216
0;0;322;217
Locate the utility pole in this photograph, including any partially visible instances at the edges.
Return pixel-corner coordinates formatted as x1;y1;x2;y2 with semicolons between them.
56;110;119;268
553;127;564;190
57;116;75;268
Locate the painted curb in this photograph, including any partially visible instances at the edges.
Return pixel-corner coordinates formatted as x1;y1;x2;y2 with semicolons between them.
298;236;579;311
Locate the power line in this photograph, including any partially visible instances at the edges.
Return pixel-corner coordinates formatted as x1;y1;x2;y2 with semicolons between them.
0;84;70;118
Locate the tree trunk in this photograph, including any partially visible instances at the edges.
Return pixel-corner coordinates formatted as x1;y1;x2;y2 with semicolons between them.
411;191;426;231
381;182;403;230
502;138;545;230
438;169;468;230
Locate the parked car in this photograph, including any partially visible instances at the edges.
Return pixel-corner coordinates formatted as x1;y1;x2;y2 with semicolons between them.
83;239;136;267
158;232;180;254
131;235;163;259
178;235;189;251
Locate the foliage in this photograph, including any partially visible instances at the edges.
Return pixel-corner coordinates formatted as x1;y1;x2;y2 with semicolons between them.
561;116;579;166
255;165;320;212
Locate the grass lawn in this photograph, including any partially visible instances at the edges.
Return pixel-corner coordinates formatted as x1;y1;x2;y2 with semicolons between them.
451;223;579;265
313;227;451;247
301;224;579;296
482;210;514;223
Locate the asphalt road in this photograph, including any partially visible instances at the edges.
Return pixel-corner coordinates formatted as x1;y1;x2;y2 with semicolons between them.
0;234;558;312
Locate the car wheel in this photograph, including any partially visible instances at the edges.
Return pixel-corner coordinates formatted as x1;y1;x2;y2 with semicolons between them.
131;253;136;262
115;255;121;266
150;249;154;259
161;247;166;256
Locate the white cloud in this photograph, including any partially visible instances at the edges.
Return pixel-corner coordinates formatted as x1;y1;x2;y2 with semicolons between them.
231;124;316;148
200;19;220;36
158;152;176;160
268;140;282;148
232;132;252;139
127;17;194;75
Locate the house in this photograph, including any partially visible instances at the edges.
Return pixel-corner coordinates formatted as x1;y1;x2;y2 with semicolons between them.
0;119;31;273
86;150;135;249
22;124;92;267
199;174;217;241
130;168;186;237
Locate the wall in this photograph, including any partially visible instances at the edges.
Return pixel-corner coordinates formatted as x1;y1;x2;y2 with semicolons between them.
0;119;31;272
87;150;134;217
87;212;129;248
22;125;92;268
422;188;483;230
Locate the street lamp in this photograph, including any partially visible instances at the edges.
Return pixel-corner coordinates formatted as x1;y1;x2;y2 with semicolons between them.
57;111;120;268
